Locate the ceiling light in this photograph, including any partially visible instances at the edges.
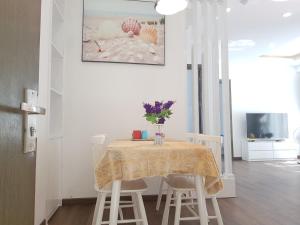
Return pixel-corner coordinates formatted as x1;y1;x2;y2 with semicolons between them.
155;0;188;15
282;12;292;18
226;7;231;13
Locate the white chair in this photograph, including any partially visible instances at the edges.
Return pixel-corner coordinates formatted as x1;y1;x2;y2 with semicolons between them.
156;133;224;225
188;133;222;172
91;134;149;225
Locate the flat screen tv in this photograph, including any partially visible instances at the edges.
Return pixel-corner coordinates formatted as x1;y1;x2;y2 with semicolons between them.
246;113;288;140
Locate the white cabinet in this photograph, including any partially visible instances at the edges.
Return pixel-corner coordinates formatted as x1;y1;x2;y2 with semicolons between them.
248;142;273;151
243;141;298;161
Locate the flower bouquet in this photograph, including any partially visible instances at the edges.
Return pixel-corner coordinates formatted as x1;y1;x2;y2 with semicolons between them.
143;101;175;144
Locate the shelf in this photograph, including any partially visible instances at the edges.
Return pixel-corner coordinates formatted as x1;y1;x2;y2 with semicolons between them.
51;48;63;91
46;137;62;218
51;0;64;59
51;43;64;58
53;0;64;22
51;88;63;96
46;0;65;218
49;93;63;138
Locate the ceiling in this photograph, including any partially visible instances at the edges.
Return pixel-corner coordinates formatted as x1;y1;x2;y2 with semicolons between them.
228;0;300;61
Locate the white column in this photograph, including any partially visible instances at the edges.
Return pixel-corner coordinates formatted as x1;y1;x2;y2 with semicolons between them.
191;0;200;133
218;0;234;177
210;0;221;136
201;0;210;134
193;0;236;197
201;0;221;136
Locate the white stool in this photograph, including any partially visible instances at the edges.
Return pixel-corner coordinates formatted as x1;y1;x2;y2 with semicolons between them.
91;135;149;225
157;133;224;224
93;180;149;225
161;176;224;225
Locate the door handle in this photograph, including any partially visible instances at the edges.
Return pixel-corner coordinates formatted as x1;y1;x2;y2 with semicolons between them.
21;102;46;115
22;89;46;154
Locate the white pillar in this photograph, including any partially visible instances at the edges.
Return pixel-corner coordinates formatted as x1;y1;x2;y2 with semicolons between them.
194;0;236;197
201;0;210;134
191;0;200;133
210;0;221;136
218;0;234;177
201;0;221;136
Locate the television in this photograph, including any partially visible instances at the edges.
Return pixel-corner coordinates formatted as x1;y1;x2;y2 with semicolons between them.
246;113;288;140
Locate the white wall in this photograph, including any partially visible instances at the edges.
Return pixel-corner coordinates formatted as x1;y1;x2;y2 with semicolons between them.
230;58;300;157
63;0;187;198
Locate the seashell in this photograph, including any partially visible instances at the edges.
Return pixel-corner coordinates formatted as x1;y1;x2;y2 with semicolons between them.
140;26;158;45
149;47;156;54
121;18;141;36
128;30;134;37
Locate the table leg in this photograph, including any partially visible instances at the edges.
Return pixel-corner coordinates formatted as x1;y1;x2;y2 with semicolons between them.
109;180;121;225
195;176;208;225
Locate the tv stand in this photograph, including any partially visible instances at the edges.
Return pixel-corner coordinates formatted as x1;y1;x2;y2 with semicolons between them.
242;140;298;161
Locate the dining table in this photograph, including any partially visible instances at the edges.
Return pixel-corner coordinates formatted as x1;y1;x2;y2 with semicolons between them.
95;139;223;225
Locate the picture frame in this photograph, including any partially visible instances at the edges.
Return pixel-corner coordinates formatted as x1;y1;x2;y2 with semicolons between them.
82;0;165;65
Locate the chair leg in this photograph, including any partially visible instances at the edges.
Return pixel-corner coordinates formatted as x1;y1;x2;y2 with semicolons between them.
92;192;107;225
162;187;173;225
174;192;182;225
156;178;164;211
92;193;101;225
118;208;124;220
132;193;141;225
189;191;194;209
194;176;209;225
211;197;224;225
109;180;121;225
136;192;149;225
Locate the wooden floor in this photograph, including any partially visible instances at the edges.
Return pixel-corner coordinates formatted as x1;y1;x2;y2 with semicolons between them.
49;161;300;225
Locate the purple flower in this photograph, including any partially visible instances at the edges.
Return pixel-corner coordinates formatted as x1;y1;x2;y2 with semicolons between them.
158;118;165;124
143;101;175;125
155;101;162;108
154;101;163;114
163;101;174;110
154;106;161;114
143;103;153;114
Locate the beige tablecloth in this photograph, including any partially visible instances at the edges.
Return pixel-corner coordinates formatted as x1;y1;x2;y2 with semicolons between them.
95;140;223;195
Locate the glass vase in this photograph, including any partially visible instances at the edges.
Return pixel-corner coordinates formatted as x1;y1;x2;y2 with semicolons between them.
154;124;164;145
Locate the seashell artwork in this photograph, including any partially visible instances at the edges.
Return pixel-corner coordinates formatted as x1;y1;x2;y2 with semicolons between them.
82;0;165;65
121;18;141;36
140;26;158;45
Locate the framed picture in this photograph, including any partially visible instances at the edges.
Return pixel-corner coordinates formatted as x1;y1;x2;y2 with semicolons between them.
82;0;165;65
